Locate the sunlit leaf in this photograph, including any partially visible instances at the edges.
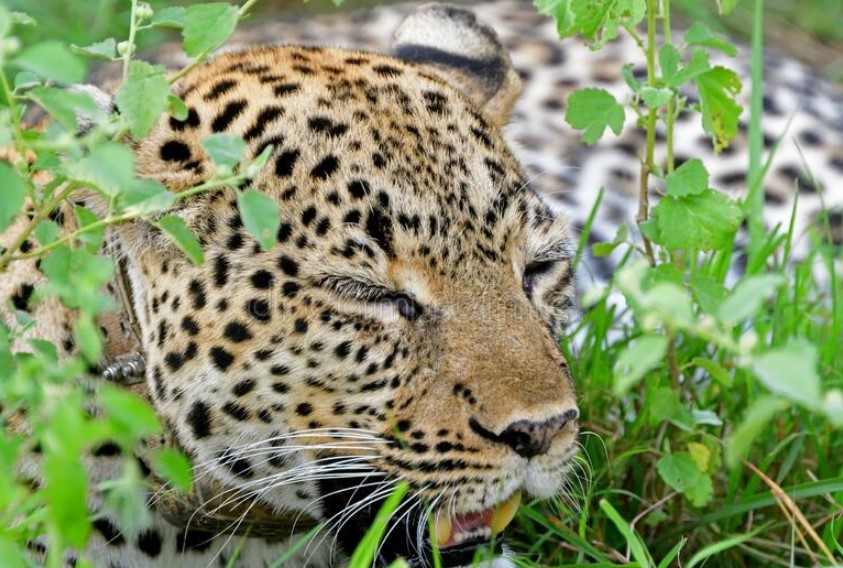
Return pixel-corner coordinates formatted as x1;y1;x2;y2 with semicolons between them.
238;189;280;251
613;334;668;395
752;339;822;410
155;215;205;265
14;41;85;84
182;3;239;57
565;87;625;144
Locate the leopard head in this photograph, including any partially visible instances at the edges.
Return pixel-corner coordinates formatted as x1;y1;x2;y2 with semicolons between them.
107;4;578;565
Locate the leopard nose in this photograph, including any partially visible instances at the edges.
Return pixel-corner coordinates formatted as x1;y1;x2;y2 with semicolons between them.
470;408;578;459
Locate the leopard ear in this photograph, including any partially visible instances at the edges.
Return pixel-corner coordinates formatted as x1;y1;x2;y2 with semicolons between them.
391;3;521;126
67;84;114;134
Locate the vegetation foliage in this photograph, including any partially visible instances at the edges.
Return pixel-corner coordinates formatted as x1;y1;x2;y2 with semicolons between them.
0;0;840;566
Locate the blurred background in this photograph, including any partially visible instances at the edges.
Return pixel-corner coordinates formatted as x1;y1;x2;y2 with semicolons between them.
1;0;842;83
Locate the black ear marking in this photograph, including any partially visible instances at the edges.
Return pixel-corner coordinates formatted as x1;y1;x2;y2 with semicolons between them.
392;44;507;102
390;3;521;124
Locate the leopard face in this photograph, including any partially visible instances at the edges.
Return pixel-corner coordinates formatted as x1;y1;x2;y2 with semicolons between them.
113;5;578;564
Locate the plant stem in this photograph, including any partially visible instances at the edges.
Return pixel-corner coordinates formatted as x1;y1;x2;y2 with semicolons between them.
667;336;680;389
746;0;765;263
238;0;262;17
10;175;249;263
169;0;264;85
664;1;675;176
638;0;659;267
10;211;136;262
0;183;77;271
123;0;139;81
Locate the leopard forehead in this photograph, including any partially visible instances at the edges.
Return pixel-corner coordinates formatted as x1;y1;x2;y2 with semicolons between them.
135;45;569;276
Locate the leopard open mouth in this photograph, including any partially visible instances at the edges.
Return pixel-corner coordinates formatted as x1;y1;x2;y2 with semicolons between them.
414;491;521;567
431;491;521;549
318;475;522;567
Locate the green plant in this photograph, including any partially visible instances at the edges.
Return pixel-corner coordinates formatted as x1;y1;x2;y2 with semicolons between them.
0;2;279;566
522;0;843;565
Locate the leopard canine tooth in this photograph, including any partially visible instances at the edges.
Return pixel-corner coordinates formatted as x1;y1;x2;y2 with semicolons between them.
432;513;453;547
489;491;522;534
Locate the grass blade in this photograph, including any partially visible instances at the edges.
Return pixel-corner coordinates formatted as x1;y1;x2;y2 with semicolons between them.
599;499;653;568
686;528;762;568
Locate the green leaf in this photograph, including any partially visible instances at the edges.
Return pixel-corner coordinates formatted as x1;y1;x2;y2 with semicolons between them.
73;205;106;248
689;273;726;314
13;71;40;91
726;396;789;468
684;22;738;56
592;223;628;257
717;0;740;15
13;41;86;84
613;334;668;395
0;539;27;568
75;313;102;362
533;0;576;37
716;274;784;326
116;180;175;215
182;3;240;57
649;386;682;424
99;386;161;438
28;86;98;131
201;134;246;168
116;60;170;138
695;66;743;152
640;86;672;109
752;339;822;409
0;161;27;232
150;6;187;28
572;0;646;47
152;448;193;493
657;451;712;506
71;38;118;60
659;45;681;83
665;48;711;87
565;88;625;145
34;220;60;246
238;189;280;251
665;158;709;197
168;95;189;121
692;357;733;387
155;215;205;265
691;409;723;427
67;142;135;197
685;474;714;507
100;459;151;534
642;263;684;289
823;391;843;428
0;6;10;39
649;189;741;251
621;63;642;91
687;442;712;473
8;12;36;28
43;453;90;547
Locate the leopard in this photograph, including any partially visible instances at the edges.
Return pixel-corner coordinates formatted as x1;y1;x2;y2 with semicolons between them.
0;2;841;568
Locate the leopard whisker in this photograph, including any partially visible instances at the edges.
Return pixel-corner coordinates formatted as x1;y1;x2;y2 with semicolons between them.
201;458;383;515
305;479;400;565
205;470;387;517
